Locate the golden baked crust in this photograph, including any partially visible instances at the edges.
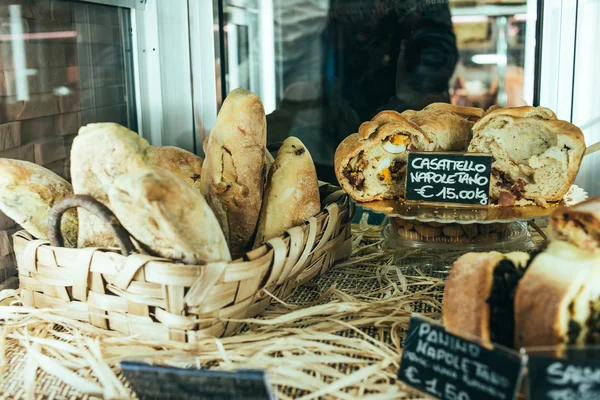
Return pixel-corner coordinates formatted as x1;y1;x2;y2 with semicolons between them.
334;119;429;202
514;241;599;349
199;88;266;257
253;137;320;247
108;167;231;264
474;106;557;129
424;102;484;119
357;110;406;139
0;159;77;247
443;252;504;342
550;197;600;252
147;146;203;190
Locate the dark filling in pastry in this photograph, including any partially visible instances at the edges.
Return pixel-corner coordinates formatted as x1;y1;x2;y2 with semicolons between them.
486;259;526;348
343;151;367;190
389;160;407;179
567;300;581;345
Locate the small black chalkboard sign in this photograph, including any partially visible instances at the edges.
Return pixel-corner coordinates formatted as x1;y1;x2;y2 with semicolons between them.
121;361;273;400
398;316;524;400
527;354;600;400
405;152;492;205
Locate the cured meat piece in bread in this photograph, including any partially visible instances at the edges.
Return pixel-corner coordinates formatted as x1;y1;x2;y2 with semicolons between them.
549;197;600;253
443;251;531;348
253;137;320;247
0;159;78;247
108;167;231;264
468;106;585;206
147;146;203;190
200;88;266;257
334;115;430;202
71;123;150;248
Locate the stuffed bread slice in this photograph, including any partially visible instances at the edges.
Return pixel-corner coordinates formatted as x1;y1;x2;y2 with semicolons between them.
443;251;532;348
402;103;484;151
334;116;430;202
514;240;600;350
468;106;585;206
549;197;600;253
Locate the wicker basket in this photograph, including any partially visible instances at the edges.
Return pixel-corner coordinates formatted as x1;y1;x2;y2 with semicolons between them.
14;184;353;342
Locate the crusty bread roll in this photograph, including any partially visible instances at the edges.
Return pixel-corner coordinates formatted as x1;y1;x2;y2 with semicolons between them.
200;88;266;257
253;137;320;247
147;146;203;190
468;106;585;206
514;241;600;348
443;251;530;348
402;103;484;151
334;115;430;202
71;123;150;248
0;159;77;247
549;197;600;253
108;167;231;264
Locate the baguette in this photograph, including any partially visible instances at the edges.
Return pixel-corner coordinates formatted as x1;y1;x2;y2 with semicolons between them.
0;159;77;247
108;167;231;264
253;137;320;247
200;88;266;257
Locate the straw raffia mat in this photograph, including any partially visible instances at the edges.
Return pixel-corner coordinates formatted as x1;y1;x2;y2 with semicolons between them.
0;218;546;400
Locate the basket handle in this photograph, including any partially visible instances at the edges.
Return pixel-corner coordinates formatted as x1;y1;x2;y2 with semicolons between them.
48;195;134;256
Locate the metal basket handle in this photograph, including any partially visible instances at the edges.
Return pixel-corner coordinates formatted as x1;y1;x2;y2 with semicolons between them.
48;195;134;256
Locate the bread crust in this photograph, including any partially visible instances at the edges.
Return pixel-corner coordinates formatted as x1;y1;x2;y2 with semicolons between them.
334;119;429;202
0;159;78;247
514;241;598;348
199;88;266;257
71;123;150;248
253;137;320;247
470;106;585;202
357;110;405;139
108;167;231;264
443;252;505;341
424;103;484;119
147;146;203;190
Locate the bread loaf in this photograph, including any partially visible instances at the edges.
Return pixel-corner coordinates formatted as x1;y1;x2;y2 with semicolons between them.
468;106;585;205
108;167;231;264
254;137;320;247
71;123;150;248
334;115;430;202
0;159;77;246
200;88;267;257
147;146;203;190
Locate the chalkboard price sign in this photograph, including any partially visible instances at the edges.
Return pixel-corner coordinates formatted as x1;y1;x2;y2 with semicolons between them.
527;355;600;400
405;153;492;205
121;361;273;400
398;317;524;400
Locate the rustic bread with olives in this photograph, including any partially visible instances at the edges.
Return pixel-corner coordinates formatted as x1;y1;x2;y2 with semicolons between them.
147;146;203;190
514;241;600;349
199;88;267;257
253;137;320;247
71;123;150;248
0;159;77;247
108;167;231;264
334;116;430;202
468;106;585;205
444;251;531;348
